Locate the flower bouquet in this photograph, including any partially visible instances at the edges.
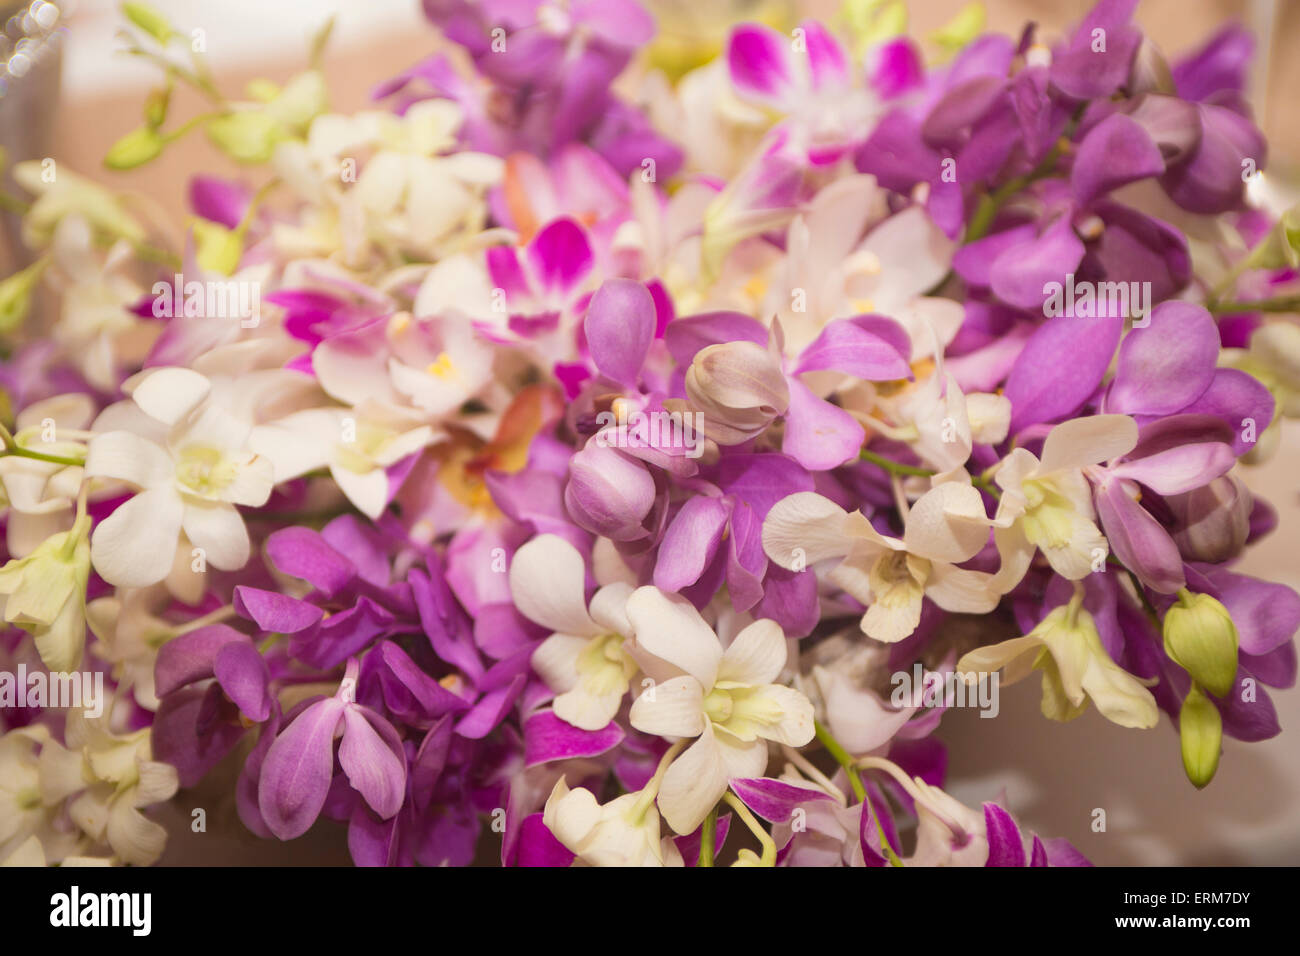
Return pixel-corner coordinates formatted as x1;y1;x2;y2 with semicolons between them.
0;0;1297;870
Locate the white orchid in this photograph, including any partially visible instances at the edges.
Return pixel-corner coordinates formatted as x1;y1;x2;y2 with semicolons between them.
542;776;683;867
991;415;1138;581
251;403;436;519
957;589;1159;729
626;587;814;835
509;534;637;731
85;368;274;588
0;392;94;557
763;480;1014;644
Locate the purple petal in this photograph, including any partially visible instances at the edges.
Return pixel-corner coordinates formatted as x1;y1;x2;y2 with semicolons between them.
265;528;358;595
584;278;654;387
990;217;1086;312
258;697;346;840
189;175;249;229
983;803;1027;866
339;706;407;820
152;686;245;788
1109;443;1235;496
213;640;272;723
869;37;924;99
1071;113;1165;206
794;317;912;380
727;23;794;105
376;641;471;722
1005;313;1122;433
515;813;576;867
154;624;249;696
233;586;324;634
1162;103;1266;214
528;217;594;297
1096;480;1185;593
1173;368;1274;455
664;311;769;366
455;675;526;739
730;777;834;823
654;496;730;591
523;709;626;767
782;378;865;471
1108;301;1218;414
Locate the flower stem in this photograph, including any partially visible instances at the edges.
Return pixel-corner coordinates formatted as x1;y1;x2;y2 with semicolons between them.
722;792;776;866
698;807;716;867
814;719;866;802
630;739;686;822
1207;294;1300;315
0;424;86;467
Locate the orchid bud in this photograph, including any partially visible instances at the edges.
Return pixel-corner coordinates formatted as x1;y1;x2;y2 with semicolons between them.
1168;474;1251;563
1179;683;1222;789
1162;591;1239;698
685;341;789;445
564;441;656;541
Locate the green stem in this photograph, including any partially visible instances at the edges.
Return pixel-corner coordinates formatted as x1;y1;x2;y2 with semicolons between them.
698;807;716;867
814;719;866;802
722;792;776;866
0;431;85;468
1207;295;1300;315
859;448;1000;497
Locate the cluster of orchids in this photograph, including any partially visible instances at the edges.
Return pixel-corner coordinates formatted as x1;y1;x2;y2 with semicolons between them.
0;0;1297;868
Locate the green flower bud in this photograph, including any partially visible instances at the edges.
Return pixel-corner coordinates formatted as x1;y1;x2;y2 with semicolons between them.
122;1;174;44
144;84;171;129
0;515;92;672
206;112;284;164
1179;683;1223;789
104;126;165;170
0;257;48;334
1163;591;1239;698
193;220;244;276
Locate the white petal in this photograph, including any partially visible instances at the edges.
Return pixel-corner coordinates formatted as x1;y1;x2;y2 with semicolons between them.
629;675;706;739
924;563;1001;614
717;619;787;686
180;501;250;571
761;492;860;569
508;534;599;636
625;587;721;689
531;634;587;694
332;464;390;519
902;482;990;564
588;582;633;637
656;725;730;835
553;685;624;732
1039;414;1138;474
90;487;184;587
84;431;172;488
956;635;1044;686
129;368;211;425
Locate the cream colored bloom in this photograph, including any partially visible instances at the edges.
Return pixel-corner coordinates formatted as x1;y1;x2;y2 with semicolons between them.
509;534;637;731
991;415;1138;580
543;777;683;867
763;480;1008;643
85;368;274;588
626;587;814;834
957;592;1158;729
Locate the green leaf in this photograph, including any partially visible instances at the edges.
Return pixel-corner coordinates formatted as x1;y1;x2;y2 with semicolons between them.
122;1;174;44
104;126;165;169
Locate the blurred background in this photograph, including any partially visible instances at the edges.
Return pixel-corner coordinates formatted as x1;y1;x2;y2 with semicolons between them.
2;0;1297;865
